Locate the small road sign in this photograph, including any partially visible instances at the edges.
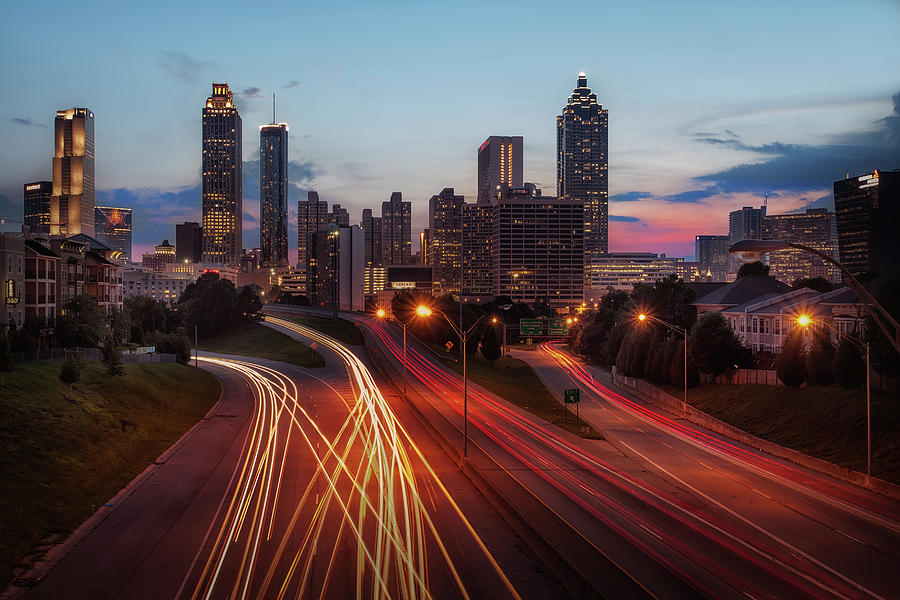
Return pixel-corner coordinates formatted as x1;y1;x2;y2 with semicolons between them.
564;388;581;404
445;341;454;350
548;318;567;335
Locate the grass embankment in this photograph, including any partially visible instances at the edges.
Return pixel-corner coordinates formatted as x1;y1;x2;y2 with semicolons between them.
278;315;365;346
444;353;601;440
0;361;221;587
661;383;900;483
199;320;325;367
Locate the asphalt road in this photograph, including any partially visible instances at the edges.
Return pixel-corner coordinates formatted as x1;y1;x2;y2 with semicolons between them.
21;336;562;599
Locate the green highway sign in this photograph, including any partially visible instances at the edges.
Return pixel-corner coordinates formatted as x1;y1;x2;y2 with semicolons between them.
564;388;581;404
520;318;542;336
548;318;568;335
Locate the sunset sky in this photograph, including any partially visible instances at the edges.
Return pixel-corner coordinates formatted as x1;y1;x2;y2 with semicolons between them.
1;0;898;262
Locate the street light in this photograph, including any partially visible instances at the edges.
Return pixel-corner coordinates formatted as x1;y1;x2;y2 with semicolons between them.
638;312;688;416
797;315;872;476
729;239;900;354
375;304;431;403
430;307;486;457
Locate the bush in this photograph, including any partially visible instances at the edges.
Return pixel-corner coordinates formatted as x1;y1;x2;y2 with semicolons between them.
806;328;836;386
835;336;866;388
151;332;193;364
777;329;807;388
102;335;124;378
480;323;502;365
689;312;749;376
59;352;83;399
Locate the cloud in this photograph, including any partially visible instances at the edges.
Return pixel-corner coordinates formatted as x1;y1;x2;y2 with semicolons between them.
236;87;263;102
609;214;643;224
284;80;301;90
157;51;215;82
0;193;19;219
10;117;45;128
693;87;900;195
610;191;651;202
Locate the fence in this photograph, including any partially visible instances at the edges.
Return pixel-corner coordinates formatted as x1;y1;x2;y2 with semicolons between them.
12;347;176;365
701;369;781;386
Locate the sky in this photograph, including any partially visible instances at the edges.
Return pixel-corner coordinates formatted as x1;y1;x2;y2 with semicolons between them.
1;0;898;263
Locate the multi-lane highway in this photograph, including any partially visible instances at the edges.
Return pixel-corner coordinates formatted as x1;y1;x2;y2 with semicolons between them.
20;321;562;599
342;309;900;600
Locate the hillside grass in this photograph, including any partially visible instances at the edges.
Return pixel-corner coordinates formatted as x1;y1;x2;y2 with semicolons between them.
0;361;221;587
199;320;325;367
278;315;365;346
658;382;900;483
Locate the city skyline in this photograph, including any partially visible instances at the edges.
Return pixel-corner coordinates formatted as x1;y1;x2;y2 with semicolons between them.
1;0;899;263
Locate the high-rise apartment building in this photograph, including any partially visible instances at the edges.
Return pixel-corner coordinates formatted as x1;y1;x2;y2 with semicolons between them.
381;192;411;265
175;221;202;263
477;136;523;204
428;188;464;295
361;208;382;268
496;186;584;307
307;224;364;311
763;208;840;284
834;170;900;276
298;191;329;293
94;206;133;261
557;74;608;263
694;234;730;282
461;202;496;300
329;204;350;227
259;121;289;266
51;108;95;236
201;83;242;266
24;181;52;236
729;205;767;244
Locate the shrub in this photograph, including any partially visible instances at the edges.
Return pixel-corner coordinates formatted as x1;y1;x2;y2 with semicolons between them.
777;329;807;388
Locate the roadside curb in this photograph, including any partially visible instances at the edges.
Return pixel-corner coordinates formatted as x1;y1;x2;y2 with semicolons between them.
2;364;227;599
609;368;900;501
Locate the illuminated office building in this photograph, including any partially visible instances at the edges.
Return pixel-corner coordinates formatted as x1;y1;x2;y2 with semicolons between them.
834;170;900;276
477;136;523;204
51;108;95;236
557;74;608;264
94;206;133;261
361;208;382;268
201;83;242;266
428;187;464;294
763;208;840;284
381;192;411;265
461;202;496;300
298;191;329;291
588;252;684;293
24;181;52;236
259;120;289;266
694;234;730;282
176;221;202;263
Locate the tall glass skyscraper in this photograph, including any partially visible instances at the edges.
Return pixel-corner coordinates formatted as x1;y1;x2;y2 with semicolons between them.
557;73;608;261
94;206;133;261
477;136;523;204
259;120;288;266
202;83;242;266
51;108;95;236
24;181;52;236
381;192;411;265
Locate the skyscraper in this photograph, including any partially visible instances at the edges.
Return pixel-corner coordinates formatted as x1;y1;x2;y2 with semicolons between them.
176;221;202;263
763;208;840;284
428;187;464;294
477;136;523;204
329;204;350;227
51;108;95;236
381;192;411;265
201;83;242;266
23;181;52;236
298;191;329;293
361;208;382;268
557;73;608;262
694;234;730;281
461;202;496;300
259;119;289;266
94;206;133;261
834;170;900;276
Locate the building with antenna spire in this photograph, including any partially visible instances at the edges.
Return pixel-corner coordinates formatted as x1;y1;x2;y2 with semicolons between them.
259;92;289;266
202;82;242;266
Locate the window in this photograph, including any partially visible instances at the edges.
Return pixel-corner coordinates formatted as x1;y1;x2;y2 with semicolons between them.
774;319;781;335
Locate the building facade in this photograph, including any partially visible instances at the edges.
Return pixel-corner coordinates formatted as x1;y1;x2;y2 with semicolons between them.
259;122;289;266
834;170;900;276
24;239;59;321
729;205;767;245
201;83;242;266
461;202;496;300
175;221;202;263
428;188;464;295
329;204;350;227
1;234;25;328
557;73;608;264
477;136;523;205
94;206;133;262
361;208;382;268
51;108;95;236
381;192;411;265
587;253;685;295
298;191;329;292
763;208;840;284
24;181;52;236
142;240;176;272
307;224;364;311
694;234;731;282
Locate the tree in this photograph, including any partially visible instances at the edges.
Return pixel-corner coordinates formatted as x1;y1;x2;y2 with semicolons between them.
151;332;193;364
0;330;13;385
688;312;749;376
792;277;832;292
107;306;131;344
867;274;900;378
617;326;652;378
480;323;502;365
777;329;807;388
59;352;83;400
737;262;771;278
102;334;124;378
835;335;866;388
806;328;836;386
237;284;263;318
179;272;239;338
63;294;107;346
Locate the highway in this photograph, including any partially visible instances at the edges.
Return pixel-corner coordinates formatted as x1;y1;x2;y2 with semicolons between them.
320;307;900;600
21;322;562;599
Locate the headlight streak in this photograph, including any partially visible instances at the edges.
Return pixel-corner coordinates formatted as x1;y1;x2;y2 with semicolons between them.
178;319;523;600
364;319;891;600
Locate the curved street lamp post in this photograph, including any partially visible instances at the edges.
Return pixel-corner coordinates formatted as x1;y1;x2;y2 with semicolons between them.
638;313;688;416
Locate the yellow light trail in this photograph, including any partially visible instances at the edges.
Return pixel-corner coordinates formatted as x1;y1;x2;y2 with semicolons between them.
176;316;522;600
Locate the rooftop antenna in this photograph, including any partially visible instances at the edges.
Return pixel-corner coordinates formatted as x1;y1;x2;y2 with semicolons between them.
764;192;768;209
272;91;276;124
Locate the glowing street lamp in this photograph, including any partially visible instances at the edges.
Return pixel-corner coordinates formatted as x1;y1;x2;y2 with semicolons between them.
797;315;872;476
375;305;432;402
638;312;688;416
